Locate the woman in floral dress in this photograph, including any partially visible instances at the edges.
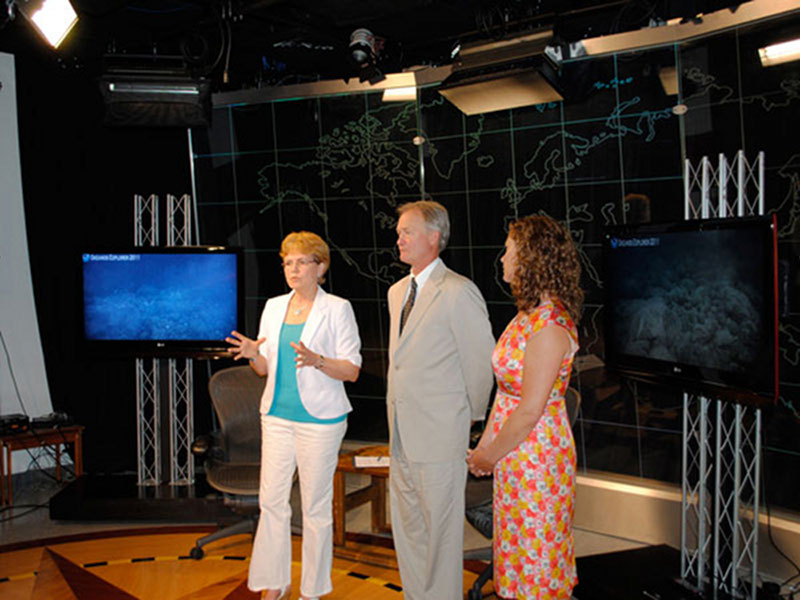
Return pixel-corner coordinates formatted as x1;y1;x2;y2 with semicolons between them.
467;214;583;600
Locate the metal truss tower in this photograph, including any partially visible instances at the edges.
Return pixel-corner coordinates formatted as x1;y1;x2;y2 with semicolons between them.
133;193;196;487
680;151;765;600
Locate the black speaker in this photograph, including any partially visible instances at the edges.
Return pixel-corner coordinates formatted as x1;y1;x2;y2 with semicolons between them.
99;74;211;127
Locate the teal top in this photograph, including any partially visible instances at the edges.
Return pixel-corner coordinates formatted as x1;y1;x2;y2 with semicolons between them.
267;322;347;424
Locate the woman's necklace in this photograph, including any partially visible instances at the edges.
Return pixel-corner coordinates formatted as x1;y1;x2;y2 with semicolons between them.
292;300;310;316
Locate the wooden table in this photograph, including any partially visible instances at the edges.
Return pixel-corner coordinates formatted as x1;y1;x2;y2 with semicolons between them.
332;445;390;547
0;424;84;506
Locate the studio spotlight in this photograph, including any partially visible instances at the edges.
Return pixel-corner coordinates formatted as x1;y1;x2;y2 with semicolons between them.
348;28;385;84
15;0;78;49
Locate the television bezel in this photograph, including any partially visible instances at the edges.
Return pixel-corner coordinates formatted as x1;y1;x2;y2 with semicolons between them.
601;215;778;405
79;245;243;359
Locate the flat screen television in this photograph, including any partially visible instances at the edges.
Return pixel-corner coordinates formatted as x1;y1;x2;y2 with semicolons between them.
602;215;778;404
80;247;243;358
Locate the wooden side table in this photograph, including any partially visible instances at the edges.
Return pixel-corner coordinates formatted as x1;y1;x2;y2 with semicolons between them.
0;424;84;506
332;444;391;547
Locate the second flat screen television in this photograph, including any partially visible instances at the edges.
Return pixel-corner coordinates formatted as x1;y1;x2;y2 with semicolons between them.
602;215;778;403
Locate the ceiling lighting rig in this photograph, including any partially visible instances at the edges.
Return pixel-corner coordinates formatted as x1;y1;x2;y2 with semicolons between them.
439;28;563;115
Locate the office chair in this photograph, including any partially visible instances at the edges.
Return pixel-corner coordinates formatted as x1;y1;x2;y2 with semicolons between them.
189;365;264;559
465;387;582;600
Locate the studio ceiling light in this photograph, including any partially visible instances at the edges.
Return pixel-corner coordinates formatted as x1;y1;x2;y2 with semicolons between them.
382;86;417;102
439;68;562;115
106;82;201;96
438;29;563;115
16;0;78;49
99;59;211;127
758;37;800;67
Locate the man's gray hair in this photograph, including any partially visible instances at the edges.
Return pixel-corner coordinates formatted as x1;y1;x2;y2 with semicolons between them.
398;200;450;252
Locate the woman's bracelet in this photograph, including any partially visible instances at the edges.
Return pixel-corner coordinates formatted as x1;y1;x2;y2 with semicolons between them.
315;354;325;370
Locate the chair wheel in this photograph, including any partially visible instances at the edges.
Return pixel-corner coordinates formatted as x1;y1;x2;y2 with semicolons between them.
189;546;204;560
468;590;482;600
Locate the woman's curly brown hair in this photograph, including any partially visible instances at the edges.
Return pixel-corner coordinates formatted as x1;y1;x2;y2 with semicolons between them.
508;214;583;322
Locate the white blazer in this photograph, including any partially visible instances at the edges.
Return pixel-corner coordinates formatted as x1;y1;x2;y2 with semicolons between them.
256;287;362;419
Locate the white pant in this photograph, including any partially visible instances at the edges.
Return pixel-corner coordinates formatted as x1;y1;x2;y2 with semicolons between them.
248;415;347;598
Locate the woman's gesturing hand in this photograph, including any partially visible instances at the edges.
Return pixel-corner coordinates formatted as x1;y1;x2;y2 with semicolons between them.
226;330;265;361
290;340;321;369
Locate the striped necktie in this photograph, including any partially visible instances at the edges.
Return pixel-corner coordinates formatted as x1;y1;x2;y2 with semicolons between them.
399;277;417;335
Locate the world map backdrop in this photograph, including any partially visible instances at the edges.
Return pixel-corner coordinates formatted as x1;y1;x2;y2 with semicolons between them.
191;16;800;510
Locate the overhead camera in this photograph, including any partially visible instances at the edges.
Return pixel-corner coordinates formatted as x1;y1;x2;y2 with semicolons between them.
348;28;386;84
349;28;375;66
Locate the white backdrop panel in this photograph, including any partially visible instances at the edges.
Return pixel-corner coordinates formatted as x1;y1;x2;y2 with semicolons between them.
0;52;53;445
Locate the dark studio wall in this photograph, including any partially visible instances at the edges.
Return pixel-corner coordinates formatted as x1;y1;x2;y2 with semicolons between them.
191;15;800;511
8;47;210;474
4;11;800;516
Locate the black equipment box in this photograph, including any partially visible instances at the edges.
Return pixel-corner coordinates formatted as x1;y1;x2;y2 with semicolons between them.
0;413;30;435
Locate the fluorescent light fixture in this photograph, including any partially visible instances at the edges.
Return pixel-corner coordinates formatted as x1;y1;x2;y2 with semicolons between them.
99;75;212;127
382;86;417;102
18;0;78;48
759;38;800;67
107;82;201;96
437;29;562;115
439;69;562;115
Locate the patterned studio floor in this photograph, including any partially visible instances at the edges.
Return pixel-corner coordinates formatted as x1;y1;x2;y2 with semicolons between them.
0;528;491;599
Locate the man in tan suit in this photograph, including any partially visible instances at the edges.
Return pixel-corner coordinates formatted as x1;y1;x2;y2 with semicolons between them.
386;200;495;600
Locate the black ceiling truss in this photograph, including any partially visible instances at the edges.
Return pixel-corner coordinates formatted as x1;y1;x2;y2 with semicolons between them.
0;0;752;91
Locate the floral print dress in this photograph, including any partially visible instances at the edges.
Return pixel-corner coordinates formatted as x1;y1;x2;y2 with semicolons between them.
489;299;579;599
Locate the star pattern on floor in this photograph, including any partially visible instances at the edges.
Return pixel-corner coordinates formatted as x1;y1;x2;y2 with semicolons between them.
30;548;261;600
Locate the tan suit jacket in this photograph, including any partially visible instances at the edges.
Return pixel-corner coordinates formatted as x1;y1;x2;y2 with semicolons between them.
386;261;495;462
